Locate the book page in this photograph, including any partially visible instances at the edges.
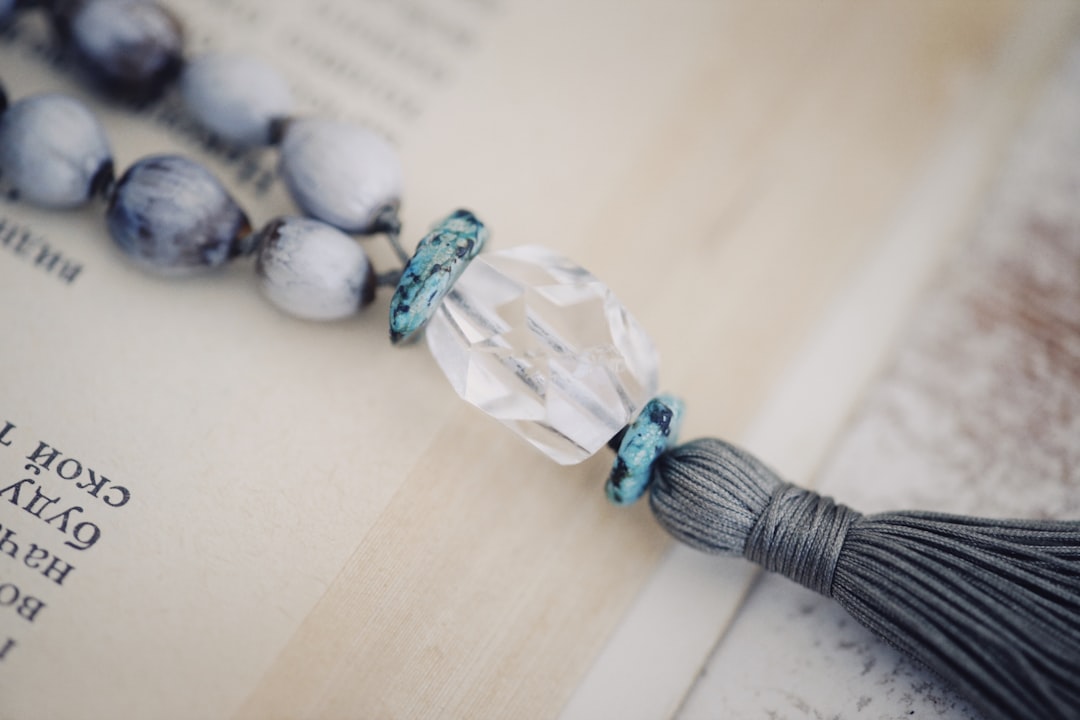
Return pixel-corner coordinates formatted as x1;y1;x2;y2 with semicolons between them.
0;3;720;717
1;1;1073;718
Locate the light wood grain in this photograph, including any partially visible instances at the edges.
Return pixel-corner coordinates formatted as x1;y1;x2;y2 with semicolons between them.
236;2;1080;718
681;31;1080;717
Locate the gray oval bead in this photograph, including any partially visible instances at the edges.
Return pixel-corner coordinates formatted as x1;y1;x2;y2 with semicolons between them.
180;52;292;146
0;94;113;208
106;155;252;275
62;0;183;100
255;217;375;320
279;118;402;234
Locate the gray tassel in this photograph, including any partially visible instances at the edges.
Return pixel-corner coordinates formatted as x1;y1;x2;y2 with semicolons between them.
649;437;1080;720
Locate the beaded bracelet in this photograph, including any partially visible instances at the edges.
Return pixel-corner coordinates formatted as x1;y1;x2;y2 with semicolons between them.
2;3;1078;720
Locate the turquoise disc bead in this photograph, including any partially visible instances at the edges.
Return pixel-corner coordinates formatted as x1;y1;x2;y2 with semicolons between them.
606;395;685;505
389;209;488;343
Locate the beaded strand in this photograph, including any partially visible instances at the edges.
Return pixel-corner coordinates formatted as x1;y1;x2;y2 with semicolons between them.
0;0;680;499
9;11;1070;720
1;0;426;314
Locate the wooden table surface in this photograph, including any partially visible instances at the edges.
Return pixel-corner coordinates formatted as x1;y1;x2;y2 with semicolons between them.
564;5;1080;718
675;29;1080;719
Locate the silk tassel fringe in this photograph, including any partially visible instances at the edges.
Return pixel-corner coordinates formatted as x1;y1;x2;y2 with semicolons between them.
649;437;1080;720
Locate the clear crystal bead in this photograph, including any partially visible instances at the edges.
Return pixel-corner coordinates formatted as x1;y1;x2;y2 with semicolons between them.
425;245;659;465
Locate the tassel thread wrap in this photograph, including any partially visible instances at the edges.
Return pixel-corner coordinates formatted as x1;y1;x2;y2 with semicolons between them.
650;437;1080;720
744;484;857;597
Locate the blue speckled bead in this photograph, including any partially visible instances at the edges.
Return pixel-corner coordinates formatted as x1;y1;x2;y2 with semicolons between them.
279;118;403;233
606;394;685;505
106;155;253;275
180;53;292;146
255;217;375;320
0;0;13;25
0;93;113;208
389;209;488;344
55;0;184;100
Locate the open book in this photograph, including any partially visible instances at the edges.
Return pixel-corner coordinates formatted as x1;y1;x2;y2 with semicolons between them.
2;2;1076;717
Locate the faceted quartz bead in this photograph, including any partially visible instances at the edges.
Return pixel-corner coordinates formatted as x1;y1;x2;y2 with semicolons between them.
0;93;113;208
425;245;659;465
279;118;402;234
106;155;253;275
180;53;293;146
255;217;375;320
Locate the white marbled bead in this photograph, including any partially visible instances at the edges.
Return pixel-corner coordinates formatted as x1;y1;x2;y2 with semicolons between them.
180;53;292;146
106;155;252;275
279;118;403;234
0;94;113;208
255;217;374;320
62;0;183;99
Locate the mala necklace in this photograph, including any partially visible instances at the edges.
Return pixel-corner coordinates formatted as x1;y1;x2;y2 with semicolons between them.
1;2;1079;718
